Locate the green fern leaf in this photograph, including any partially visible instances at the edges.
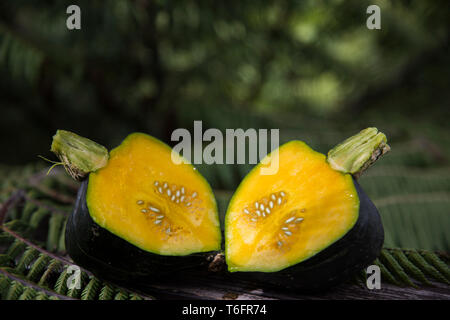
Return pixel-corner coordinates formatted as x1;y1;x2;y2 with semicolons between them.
0;275;12;299
129;293;144;300
114;290;129;300
374;258;401;286
20;202;38;223
27;253;50;282
53;266;70;295
34;292;49;300
57;219;67;253
389;249;431;286
98;283;115;300
81;277;101;300
18;287;37;300
5;281;24;300
6;239;26;260
15;247;40;275
38;259;62;287
46;214;66;252
420;251;450;281
406;250;450;285
29;208;50;229
380;250;417;287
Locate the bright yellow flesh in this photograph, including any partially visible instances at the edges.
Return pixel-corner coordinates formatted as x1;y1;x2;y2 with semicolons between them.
87;133;221;256
225;141;359;272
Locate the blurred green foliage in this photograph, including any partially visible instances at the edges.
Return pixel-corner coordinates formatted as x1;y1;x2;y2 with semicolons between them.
0;0;448;164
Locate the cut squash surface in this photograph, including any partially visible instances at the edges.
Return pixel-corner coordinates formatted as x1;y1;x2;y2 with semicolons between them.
86;133;221;256
225;141;359;272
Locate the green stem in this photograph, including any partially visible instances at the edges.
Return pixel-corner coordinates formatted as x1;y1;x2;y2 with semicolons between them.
327;127;390;178
50;130;109;180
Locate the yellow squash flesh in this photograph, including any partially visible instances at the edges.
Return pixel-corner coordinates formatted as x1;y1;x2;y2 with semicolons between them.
86;133;221;256
225;141;359;272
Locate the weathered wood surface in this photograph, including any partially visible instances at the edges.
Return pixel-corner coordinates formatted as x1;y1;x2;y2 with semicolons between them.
131;271;450;300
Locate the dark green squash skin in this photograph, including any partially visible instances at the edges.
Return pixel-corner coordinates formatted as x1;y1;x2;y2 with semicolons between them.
65;179;218;285
67;178;383;291
226;177;384;291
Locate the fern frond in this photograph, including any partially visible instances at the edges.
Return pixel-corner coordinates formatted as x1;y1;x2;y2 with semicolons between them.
5;281;24;300
46;214;66;252
34;292;49;300
38;259;62;287
390;249;431;286
27;253;50;282
114;290;129;300
406;250;450;285
18;287;37;300
29;208;50;229
374;258;401;286
98;283;115;300
20;202;38;223
6;239;27;260
15;247;39;275
53;266;69;295
420;251;450;281
0;275;12;299
81;277;101;300
380;250;417;287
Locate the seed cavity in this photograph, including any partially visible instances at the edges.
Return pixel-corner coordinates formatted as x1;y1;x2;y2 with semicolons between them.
137;200;144;205
254;202;259;209
149;206;160;213
156;215;164;219
176;190;180;197
271;194;276;201
158;187;163;194
277;197;282;205
265;208;271;214
284;231;292;236
280;191;286;197
296;217;304;223
141;209;148;213
256;210;261;217
244;208;249;214
192;192;197;198
163;182;168;189
269;201;274;209
181;187;185;194
277;241;283;247
251;218;257;222
154;181;159;186
281;227;289;231
155;220;162;225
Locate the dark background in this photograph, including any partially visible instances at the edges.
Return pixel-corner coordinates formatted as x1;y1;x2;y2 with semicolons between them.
0;0;448;167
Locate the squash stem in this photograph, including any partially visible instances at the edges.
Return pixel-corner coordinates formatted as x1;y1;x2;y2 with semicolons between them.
50;130;109;180
327;127;390;178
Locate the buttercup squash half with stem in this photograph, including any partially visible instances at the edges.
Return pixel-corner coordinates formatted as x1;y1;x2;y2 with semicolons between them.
224;128;390;289
50;131;221;283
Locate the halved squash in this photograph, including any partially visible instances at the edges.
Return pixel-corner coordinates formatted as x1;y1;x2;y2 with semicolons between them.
52;131;221;281
87;133;221;256
225;141;360;272
224;128;388;288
